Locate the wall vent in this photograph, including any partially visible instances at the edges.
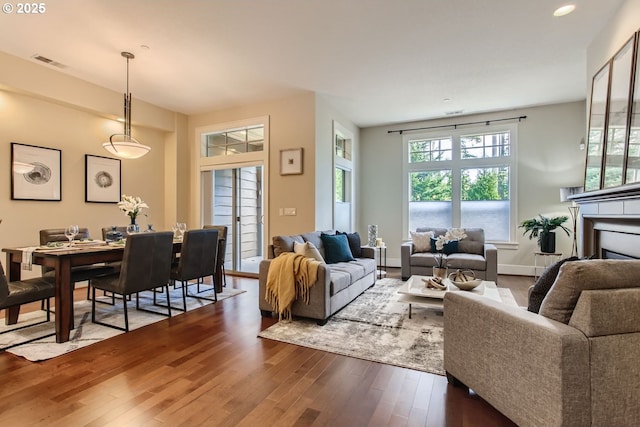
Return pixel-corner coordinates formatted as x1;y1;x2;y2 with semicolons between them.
31;54;68;69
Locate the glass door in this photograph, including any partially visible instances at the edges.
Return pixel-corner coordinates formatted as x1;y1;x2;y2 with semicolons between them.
201;165;263;276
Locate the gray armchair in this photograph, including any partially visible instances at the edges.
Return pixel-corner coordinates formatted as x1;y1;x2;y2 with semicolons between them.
444;260;640;427
401;227;497;282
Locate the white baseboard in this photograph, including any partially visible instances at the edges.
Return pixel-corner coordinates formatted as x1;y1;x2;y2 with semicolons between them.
384;259;536;277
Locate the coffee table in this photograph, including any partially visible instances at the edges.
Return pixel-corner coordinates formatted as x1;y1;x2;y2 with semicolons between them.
397;275;501;318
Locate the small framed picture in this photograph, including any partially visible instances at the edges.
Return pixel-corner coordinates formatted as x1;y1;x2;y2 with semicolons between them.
280;148;303;175
85;154;121;203
11;142;62;201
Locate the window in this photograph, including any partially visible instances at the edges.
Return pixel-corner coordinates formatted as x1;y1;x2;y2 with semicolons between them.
333;121;355;231
404;125;516;242
201;125;264;158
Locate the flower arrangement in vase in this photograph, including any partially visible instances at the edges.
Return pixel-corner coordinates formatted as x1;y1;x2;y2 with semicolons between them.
117;194;148;231
433;228;467;278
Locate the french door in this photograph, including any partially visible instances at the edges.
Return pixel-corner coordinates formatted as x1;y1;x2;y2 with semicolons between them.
201;165;263;276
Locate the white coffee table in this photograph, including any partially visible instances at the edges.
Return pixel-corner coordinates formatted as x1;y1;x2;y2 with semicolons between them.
397;275;501;318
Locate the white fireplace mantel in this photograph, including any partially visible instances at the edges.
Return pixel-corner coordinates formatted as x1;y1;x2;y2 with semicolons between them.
571;184;640;259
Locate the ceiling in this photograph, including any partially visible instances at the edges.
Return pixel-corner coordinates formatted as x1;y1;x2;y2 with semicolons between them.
0;0;625;127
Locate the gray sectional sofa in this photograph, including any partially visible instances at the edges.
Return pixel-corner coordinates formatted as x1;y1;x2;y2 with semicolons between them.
401;227;497;282
258;230;377;324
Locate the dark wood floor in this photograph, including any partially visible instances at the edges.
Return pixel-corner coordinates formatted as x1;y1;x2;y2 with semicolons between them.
0;270;532;426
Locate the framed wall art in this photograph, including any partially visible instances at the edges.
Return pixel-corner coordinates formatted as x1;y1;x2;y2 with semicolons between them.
280;148;303;175
11;142;62;201
85;154;121;203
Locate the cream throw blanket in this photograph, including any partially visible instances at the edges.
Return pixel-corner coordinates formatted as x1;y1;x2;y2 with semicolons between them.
265;252;321;321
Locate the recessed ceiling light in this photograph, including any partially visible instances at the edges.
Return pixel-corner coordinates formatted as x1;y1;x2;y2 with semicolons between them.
553;4;576;17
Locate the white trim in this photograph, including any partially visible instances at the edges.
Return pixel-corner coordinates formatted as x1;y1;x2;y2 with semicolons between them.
402;123;518;243
194;115;270;262
332;120;355;231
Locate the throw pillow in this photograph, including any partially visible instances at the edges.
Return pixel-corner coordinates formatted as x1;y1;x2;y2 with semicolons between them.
527;256;579;313
410;231;434;253
293;241;325;263
338;231;362;258
320;233;355;264
430;237;458;255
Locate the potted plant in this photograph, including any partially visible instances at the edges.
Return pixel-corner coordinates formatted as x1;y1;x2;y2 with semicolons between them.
519;214;570;253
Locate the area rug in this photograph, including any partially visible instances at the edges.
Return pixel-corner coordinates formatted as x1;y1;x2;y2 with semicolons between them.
258;278;516;376
1;285;245;361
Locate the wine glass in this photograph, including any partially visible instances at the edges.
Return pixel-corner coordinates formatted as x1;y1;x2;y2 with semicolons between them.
178;222;187;238
65;225;79;246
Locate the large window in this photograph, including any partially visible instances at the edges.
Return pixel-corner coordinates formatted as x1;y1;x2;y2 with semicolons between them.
404;126;516;242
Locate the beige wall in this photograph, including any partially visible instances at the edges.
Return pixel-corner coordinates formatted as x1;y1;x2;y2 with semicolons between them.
188;93;317;241
0;52;180;277
314;95;360;232
360;101;586;274
187;93;361;247
587;0;640;99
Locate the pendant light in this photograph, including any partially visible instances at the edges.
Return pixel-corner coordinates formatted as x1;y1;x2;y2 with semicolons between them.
103;51;151;159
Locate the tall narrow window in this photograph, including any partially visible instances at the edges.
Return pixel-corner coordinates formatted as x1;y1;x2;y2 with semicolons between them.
333;121;355;231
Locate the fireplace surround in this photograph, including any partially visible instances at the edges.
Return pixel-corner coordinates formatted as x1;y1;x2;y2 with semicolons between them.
572;183;640;259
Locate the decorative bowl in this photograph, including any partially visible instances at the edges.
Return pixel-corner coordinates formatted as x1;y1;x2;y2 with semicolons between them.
451;278;482;291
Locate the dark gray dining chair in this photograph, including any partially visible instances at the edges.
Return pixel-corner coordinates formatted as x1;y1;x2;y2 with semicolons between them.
90;231;174;332
203;225;228;291
170;228;219;311
39;228;116;299
1;263;55;350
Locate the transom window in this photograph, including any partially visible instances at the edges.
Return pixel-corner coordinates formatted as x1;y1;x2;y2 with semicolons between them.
201;125;264;157
404;125;516;242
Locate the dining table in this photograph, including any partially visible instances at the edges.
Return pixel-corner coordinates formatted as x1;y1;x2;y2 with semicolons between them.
3;239;182;343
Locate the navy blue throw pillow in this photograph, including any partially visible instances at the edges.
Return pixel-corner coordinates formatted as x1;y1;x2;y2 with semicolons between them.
430;237;458;255
337;231;362;258
321;233;355;264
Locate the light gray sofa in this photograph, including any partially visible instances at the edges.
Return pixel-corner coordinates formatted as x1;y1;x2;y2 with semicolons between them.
258;230;377;325
401;227;497;282
444;259;640;427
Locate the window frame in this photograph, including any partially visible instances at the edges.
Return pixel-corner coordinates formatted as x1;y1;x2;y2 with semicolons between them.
402;123;518;244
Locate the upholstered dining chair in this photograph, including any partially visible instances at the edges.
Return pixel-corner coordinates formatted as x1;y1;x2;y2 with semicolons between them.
170;228;219;311
1;263;55;350
39;228;116;299
89;231;174;332
203;225;228;291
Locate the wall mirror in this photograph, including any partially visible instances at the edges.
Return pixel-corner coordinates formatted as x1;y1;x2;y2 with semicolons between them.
627;32;640;184
602;36;635;188
584;63;610;191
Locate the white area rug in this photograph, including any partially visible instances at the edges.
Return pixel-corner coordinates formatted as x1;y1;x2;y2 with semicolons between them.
258;278;516;376
1;285;245;361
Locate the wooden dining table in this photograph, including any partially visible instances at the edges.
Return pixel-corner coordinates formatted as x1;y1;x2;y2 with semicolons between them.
3;240;181;343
